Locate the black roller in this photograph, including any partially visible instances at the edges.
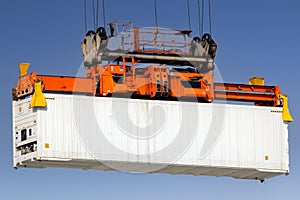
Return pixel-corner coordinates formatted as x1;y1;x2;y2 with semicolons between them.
201;33;217;59
96;27;108;40
85;30;96;37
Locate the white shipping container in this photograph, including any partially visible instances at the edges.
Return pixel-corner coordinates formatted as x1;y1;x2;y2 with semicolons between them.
12;93;289;181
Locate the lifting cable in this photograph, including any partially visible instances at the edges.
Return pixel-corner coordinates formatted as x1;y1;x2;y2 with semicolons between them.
84;0;87;33
83;0;105;32
201;0;204;35
208;0;212;34
197;0;201;35
102;0;106;27
198;0;213;35
186;0;191;30
154;0;158;28
92;0;96;30
96;0;99;28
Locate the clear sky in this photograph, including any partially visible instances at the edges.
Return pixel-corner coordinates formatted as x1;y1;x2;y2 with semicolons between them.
1;0;299;199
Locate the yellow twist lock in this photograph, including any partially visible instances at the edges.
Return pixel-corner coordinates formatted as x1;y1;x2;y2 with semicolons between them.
249;77;265;86
31;81;47;108
19;63;30;76
280;94;293;122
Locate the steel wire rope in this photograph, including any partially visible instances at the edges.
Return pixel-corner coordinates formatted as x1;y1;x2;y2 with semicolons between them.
154;0;158;28
153;0;159;50
96;0;99;28
102;0;106;27
84;0;87;33
197;0;201;35
187;0;191;30
92;0;96;30
208;0;212;34
201;0;204;35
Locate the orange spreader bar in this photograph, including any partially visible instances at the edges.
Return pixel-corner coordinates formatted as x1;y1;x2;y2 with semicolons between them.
13;72;281;107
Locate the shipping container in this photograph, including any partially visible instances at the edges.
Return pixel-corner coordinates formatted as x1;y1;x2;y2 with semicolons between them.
13;94;289;181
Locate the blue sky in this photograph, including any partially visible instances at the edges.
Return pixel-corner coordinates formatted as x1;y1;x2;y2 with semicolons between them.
1;0;299;199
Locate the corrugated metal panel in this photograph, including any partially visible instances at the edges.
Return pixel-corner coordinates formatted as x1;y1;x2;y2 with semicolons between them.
13;94;289;181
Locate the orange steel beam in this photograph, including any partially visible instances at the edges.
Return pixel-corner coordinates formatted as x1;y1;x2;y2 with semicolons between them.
37;75;94;94
215;83;280;94
214;82;281;105
214;92;278;102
